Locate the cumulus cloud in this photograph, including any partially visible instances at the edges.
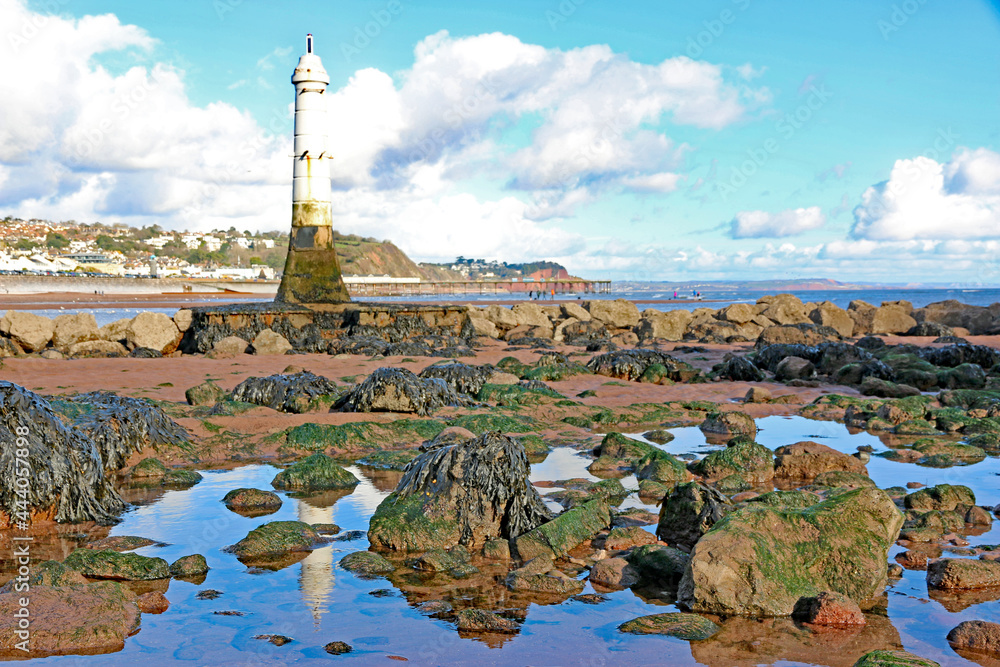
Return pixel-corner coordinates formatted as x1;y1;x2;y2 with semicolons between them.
852;149;1000;240
729;206;826;238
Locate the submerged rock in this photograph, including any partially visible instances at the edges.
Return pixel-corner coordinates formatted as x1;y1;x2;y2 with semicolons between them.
223;488;283;512
230;371;339;413
334;367;466;416
369;432;552;552
926;559;1000;590
169;554;209;577
852;650;940;667
64;549;170;581
271;453;359;492
618;613;720;640
455;609;519;634
339;551;395;576
679;487;903;617
227;521;326;560
773;441;868;481
0;382;125;527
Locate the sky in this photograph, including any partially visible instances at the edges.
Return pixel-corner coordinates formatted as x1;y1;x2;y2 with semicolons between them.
1;0;999;284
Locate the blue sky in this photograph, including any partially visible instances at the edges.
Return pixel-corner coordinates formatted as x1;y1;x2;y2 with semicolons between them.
2;0;999;283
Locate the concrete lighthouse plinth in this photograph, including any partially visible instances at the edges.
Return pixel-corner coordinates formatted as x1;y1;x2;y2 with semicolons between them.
276;34;350;304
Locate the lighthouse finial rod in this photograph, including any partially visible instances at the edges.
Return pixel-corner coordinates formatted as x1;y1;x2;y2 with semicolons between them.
306;33;313;54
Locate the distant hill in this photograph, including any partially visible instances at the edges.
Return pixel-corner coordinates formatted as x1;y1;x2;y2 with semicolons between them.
333;233;461;281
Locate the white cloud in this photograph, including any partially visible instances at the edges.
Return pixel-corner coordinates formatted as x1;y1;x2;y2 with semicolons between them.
729;206;826;238
852;149;1000;240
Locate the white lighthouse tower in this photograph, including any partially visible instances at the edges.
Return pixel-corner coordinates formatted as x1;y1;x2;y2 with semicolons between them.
276;34;350;304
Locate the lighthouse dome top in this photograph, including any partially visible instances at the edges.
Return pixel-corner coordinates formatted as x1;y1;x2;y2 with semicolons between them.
292;35;330;85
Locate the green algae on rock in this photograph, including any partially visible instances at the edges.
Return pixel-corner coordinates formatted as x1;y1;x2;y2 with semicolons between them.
618;612;720;640
64;549;170;580
222;488;283;511
270;453;359;491
169;554;209;577
339;550;396;576
227;521;326;559
679;487;903;617
699;411;758;439
690;437;774;484
513;499;611;561
852;650;940;667
903;484;975;511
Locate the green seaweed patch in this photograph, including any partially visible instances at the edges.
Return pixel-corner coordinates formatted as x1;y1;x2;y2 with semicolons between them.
280;420;446;453
522;363;591;382
271;453;360;491
448;413;537;434
356;449;421;470
368;492;461;553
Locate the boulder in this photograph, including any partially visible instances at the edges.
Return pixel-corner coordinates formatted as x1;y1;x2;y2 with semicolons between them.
207;335;249;358
369;432;552;552
603;526;657;551
223;488;283;512
625;544;690;586
227;521;326;560
759;294;810;325
64;549;170;580
926;559;1000;590
691;438;774;484
871;305;917;335
66;340;128;358
419;362;496;396
455;609;519;634
588;349;697;382
98;318;131;343
656;482;733;549
485;305;519;328
339;550;395;576
511;303;552;329
334;367;465;416
0;581;140;657
561;302;591;321
185;380;227;406
1;310;53;352
792;591;865;626
744;387;772;403
757;324;840;346
810;303;854;338
775;356;815;381
231;370;338;413
947;620;1000;657
848;301;877;335
903;484;975;511
719;303;757;324
172;309;193;332
169;554;209;576
271;453;360;492
589;557;640;588
251;329;293;355
467;314;498;338
916;300;998;335
678;487;904;617
513;499;611;561
636;310;693;341
136;591;170;614
52;313;99;349
588;299;641;328
713;356;765;382
852;651;940;667
125;312;181;354
618;613;720;640
773;441;868;480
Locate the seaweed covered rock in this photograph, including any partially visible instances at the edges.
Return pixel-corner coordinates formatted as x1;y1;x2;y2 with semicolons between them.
64;549;170;580
618;613;720;640
852;650;940;667
656;482;733;549
230;371;339;413
690;438;774;484
0;580;140;657
223;488;283;516
589;432;657;473
169;554;209;577
368;432;552;552
58;391;191;471
339;550;395;576
185;381;227;406
773;441;868;481
699;411;757;439
679;487;903;617
125;458;202;487
625;544;690;586
712;355;765;382
334;367;466;416
903;484;975;511
271;453;360;492
514;499;611;561
587;349;698;382
418;361;497;396
0;382;125;527
227;521;326;560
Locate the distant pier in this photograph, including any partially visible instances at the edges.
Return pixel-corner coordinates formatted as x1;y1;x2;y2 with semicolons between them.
343;277;612;297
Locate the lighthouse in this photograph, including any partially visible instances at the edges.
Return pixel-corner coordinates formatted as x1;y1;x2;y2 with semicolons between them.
276;34;350;304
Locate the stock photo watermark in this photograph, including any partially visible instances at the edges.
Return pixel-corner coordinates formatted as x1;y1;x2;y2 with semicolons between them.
340;1;404;62
10;423;32;653
6;0;72;53
877;0;929;40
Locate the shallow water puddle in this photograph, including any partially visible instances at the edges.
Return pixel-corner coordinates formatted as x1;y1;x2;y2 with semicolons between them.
7;415;1000;665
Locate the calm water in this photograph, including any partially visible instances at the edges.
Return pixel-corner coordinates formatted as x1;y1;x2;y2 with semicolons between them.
11;416;999;666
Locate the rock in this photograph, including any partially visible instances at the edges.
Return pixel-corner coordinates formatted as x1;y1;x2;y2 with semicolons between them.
324;641;353;655
852;650;940;667
254;634;294;646
251;328;293;355
98;317;131;343
719;303;757;324
40;349;64;359
1;310;53;352
125;312;181;354
271;453;359;492
679;487;904;617
775;356;816;381
136;590;170;614
870;305;918;335
339;551;395;576
618;612;720;640
334;367;465;416
792;591;865;626
604;526;657;551
860;377;920;398
172;308;193;332
419;361;497;396
636;310;693;341
759;294;810;325
511;303;552;329
587;349;697;382
0;581;140;656
369;432;552;552
938;363;987;390
185;380;227;406
927;559;1000;589
64;549;170;580
169;554;209;576
744;387;772;403
690;438;774;484
207;335;249;358
588;299;640;328
656;482;733;548
227;521;326;560
714;356;765;382
626;544;690;586
455;609;519;634
126;458;201;487
514;499;611;561
773;441;868;480
699;411;758;439
588;557;639;588
506;569;584;595
29;560;88;586
467;314;498;337
0;383;126;527
947;620;1000;657
231;370;338;413
223;488;283;512
82;536;161;552
485;305;518;328
66;340;128;358
52;313;99;350
904;484;975;511
810;303;855;338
